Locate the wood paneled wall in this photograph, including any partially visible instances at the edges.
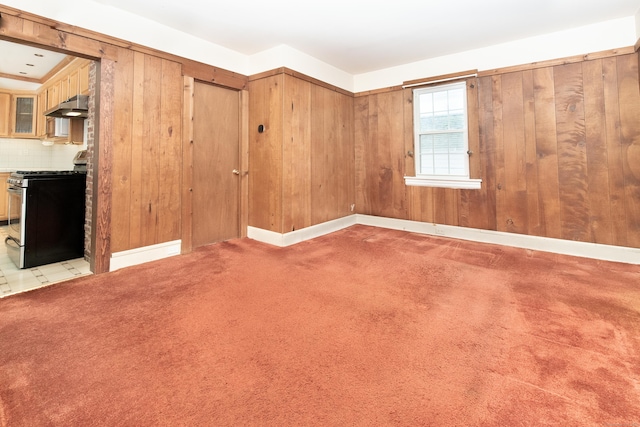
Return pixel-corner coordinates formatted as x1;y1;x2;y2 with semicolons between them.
110;49;183;253
1;6;243;272
249;72;354;233
355;52;640;248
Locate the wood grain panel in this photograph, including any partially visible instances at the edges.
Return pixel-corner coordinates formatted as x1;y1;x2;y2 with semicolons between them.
475;76;497;231
354;96;370;214
127;51;145;250
283;75;312;231
582;59;613;244
181;77;195;253
110;51;183;253
248;75;283;232
338;90;355;220
156;58;183;244
413;187;435;223
532;68;561;238
342;89;356;218
554;62;591;242
310;84;327;224
367;90;406;218
602;57;627;247
110;48;134;253
492;75;508;232
445;190;460;225
317;88;353;223
500;72;528;234
139;54;163;247
616;54;640;247
310;85;354;225
522;70;542;236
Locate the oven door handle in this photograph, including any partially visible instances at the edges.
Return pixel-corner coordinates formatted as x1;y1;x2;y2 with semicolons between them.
5;236;20;248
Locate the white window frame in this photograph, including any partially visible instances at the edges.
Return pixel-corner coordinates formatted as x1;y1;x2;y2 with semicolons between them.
405;81;481;190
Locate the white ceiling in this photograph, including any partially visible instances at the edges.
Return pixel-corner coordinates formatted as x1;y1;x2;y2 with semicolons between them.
0;0;638;89
0;40;69;90
90;0;639;74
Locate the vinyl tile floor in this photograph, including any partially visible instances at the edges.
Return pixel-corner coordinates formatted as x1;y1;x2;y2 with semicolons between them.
0;226;91;298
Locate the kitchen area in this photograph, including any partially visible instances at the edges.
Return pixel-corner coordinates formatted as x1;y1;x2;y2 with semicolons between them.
0;41;93;297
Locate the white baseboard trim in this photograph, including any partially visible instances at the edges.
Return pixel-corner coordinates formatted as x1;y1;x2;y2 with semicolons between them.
356;214;640;265
246;214;640;265
247;215;357;247
110;240;182;272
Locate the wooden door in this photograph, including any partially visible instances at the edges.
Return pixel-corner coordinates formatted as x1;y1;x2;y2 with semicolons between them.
192;81;240;247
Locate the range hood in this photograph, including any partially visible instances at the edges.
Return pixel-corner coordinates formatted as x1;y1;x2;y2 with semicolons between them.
44;95;89;119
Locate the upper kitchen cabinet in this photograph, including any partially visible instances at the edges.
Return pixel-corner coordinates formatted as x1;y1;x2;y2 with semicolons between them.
79;62;90;95
41;58;91;105
0;91;38;138
0;92;10;137
37;58;92;143
12;95;37;137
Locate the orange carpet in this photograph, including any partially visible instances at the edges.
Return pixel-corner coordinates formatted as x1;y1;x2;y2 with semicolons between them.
1;225;639;426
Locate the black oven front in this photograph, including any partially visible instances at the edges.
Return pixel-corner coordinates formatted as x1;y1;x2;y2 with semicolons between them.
5;171;86;269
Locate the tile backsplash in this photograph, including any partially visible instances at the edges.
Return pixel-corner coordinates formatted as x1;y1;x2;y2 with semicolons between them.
0;138;85;171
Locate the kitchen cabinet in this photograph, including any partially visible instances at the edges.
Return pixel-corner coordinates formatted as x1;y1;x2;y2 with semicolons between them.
47;85;59;109
12;95;37;138
0;92;10;137
79;62;90;95
68;69;79;99
0;172;9;223
0;92;38;138
36;91;48;138
44;117;85;145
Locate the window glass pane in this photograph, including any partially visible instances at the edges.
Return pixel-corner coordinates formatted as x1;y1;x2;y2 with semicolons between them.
449;132;465;152
448;89;464;110
420;134;433;152
433;91;448;114
419;93;433;113
420;155;434;174
414;82;469;179
448;111;465;130
433;134;449;153
449;154;466;175
434;154;449;174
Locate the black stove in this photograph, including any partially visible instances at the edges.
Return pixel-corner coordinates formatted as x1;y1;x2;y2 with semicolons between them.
8;170;86;187
5;169;87;269
14;170;80;176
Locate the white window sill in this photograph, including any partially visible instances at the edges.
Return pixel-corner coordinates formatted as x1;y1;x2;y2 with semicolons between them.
404;176;482;189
